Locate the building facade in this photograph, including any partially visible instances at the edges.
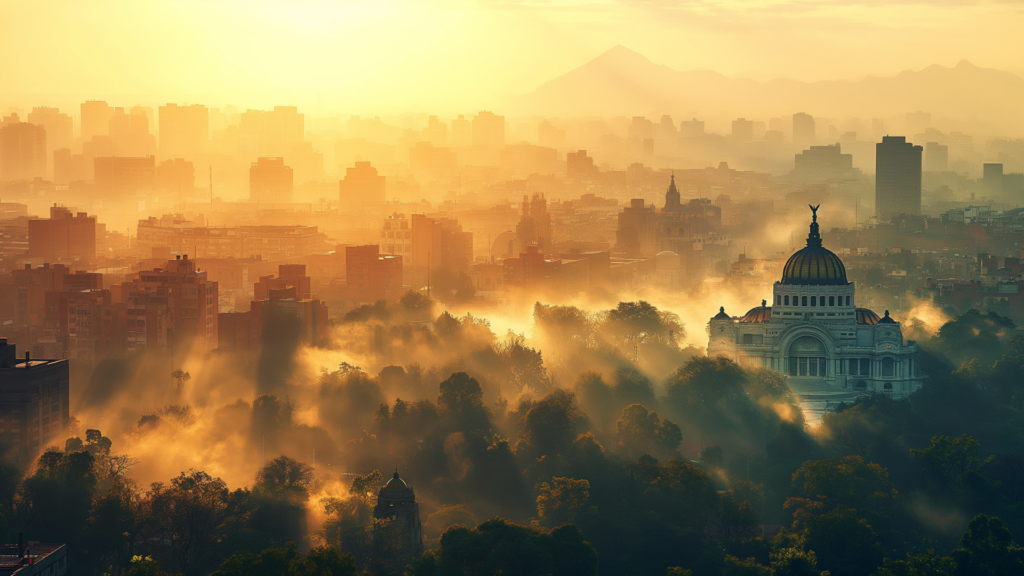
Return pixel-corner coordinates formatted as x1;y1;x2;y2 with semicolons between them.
875;136;923;220
0;340;70;460
708;207;925;419
373;471;423;564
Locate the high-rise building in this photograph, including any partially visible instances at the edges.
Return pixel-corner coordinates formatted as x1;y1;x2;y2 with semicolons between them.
793;112;816;147
924;142;948;172
680;118;704;138
254;264;311;301
731;118;754;142
411;214;472;275
516;194;552;250
249;157;293;203
450;115;472;147
567;150;597;180
155;158;195;191
380;213;413;263
0;119;46;182
81;101;113;142
239;106;304;157
219;266;327;353
94;156;156;195
983;163;1004;199
109;107;155;156
346;245;403;303
158;103;209;159
423;116;448;146
28;206;97;261
0;339;70;460
615;199;658;257
875;136;923;220
339;161;385;209
27;107;73;163
120;254;218;352
472;111;505;148
792;144;856;182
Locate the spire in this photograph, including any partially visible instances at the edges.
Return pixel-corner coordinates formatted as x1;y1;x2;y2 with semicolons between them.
664;173;681;211
805;204;822;248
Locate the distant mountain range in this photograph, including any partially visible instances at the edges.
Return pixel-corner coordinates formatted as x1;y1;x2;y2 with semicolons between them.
520;46;1024;134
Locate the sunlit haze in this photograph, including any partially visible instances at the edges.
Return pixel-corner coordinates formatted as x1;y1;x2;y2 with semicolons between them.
6;0;1024;111
2;2;1024;575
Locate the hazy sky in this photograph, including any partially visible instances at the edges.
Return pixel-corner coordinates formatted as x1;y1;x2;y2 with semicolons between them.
4;0;1023;113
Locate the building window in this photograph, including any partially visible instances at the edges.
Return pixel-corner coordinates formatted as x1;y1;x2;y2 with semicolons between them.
829;296;835;306
861;358;871;376
799;357;808;375
811;296;817;306
846;296;851;306
802;296;808;306
883;382;893;397
777;295;782;305
837;359;844;374
882;357;894;377
784;295;789;305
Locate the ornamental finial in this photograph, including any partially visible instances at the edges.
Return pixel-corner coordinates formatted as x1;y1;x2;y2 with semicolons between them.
809;204;819;222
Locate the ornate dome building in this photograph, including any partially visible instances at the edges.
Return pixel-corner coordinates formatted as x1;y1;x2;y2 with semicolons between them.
708;206;924;419
373;471;423;556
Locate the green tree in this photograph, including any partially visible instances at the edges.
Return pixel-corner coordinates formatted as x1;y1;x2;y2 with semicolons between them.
147;469;242;576
801;506;884;576
209;544;359;576
911;435;990;488
255;455;314;498
22;449;97;551
537;477;591;526
616;403;682;458
788;456;895;521
406;518;597;576
770;547;823;576
873;551;956;576
518;388;589;458
950;515;1024;576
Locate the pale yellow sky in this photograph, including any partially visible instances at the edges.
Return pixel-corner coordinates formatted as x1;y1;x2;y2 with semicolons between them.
3;0;1023;113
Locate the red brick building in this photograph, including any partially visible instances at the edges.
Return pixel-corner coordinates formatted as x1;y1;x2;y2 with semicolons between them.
27;206;97;261
346;245;403;304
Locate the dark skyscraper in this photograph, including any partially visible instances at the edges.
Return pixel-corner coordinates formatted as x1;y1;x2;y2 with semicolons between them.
875;136;922;220
983;163;1004;199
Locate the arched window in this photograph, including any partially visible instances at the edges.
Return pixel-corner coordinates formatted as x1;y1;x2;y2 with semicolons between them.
811;296;817;306
788;336;826;377
802;296;808;306
829;296;835;306
784;295;789;305
882;357;894;377
845;296;850;306
777;295;782;305
883;382;893;397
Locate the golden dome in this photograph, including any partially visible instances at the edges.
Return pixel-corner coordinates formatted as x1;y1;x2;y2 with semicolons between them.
781;205;848;286
739;300;772;323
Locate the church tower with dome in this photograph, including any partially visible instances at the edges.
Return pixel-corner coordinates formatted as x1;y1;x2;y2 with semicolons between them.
708;206;924;418
373;471;423;557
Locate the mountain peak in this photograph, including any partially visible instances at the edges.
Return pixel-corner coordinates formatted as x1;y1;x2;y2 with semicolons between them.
956;59;977;69
590;45;655;67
